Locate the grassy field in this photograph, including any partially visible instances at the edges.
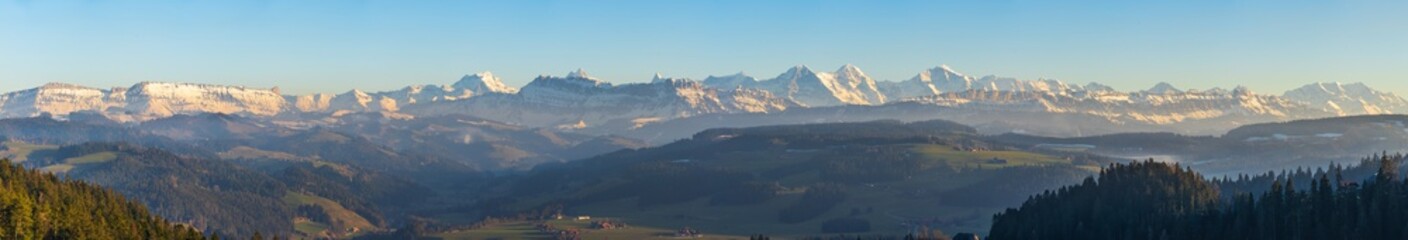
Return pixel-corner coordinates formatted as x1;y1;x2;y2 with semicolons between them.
39;164;75;173
911;144;1069;169
66;152;118;164
294;219;331;237
0;141;58;162
218;146;354;175
218;146;309;161
38;151;118;173
282;191;376;237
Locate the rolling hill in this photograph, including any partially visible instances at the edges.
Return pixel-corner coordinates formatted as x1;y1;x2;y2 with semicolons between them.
438;120;1119;237
5;141;433;239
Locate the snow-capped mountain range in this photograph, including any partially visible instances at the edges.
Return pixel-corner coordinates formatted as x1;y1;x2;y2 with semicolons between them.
1282;82;1408;116
910;85;1320;125
0;82;290;122
402;69;794;129
876;65;1081;101
1;64;1402;137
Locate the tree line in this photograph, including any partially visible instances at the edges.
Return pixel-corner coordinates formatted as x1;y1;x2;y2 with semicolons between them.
990;154;1408;240
0;160;210;239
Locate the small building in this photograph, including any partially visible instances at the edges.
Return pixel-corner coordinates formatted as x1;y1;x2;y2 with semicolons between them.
575;216;591;221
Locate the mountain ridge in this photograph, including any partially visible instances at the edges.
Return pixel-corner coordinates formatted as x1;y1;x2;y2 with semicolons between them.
3;65;1403;139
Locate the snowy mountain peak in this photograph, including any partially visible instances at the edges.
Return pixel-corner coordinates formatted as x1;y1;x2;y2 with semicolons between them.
915;65;970;82
0;82;114;119
521;72;612;94
550;69;610;87
650;74;695;85
1342;82;1375;92
888;65;978;96
772;66;811;82
834;64;870;79
1283;82;1408;115
567;68;594;79
652;72;667;83
772;66;820;83
1290;82;1357;96
329;88;397;112
758;64;886;106
122;82;288;120
702;72;758;89
1232;85;1253;94
832;64;887;104
1084;83;1116;92
938;64;957;72
126;82;277;96
834;64;873;83
1301;82;1375;96
454;71;518;94
1146;82;1183;94
784;65;815;76
837;64;863;74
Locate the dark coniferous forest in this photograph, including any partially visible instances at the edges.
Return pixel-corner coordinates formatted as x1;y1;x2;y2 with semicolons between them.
990;155;1408;240
0;160;210;239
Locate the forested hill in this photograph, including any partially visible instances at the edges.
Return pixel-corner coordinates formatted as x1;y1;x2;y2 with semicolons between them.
0;160;209;239
443;119;1112;238
990;155;1408;240
10;142;432;238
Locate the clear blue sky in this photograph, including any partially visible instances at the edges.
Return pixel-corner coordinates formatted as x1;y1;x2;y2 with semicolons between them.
2;0;1405;95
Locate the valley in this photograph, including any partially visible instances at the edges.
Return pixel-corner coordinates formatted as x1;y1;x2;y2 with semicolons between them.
6;105;1408;239
7;2;1404;239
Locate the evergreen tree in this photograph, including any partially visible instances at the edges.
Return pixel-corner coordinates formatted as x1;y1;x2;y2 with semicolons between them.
0;160;209;239
991;155;1408;240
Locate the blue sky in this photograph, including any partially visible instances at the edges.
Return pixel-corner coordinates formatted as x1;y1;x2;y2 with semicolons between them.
2;0;1405;95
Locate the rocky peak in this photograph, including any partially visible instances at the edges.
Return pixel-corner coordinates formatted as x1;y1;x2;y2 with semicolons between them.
454;71;518;94
1146;82;1183;94
1084;83;1116;92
